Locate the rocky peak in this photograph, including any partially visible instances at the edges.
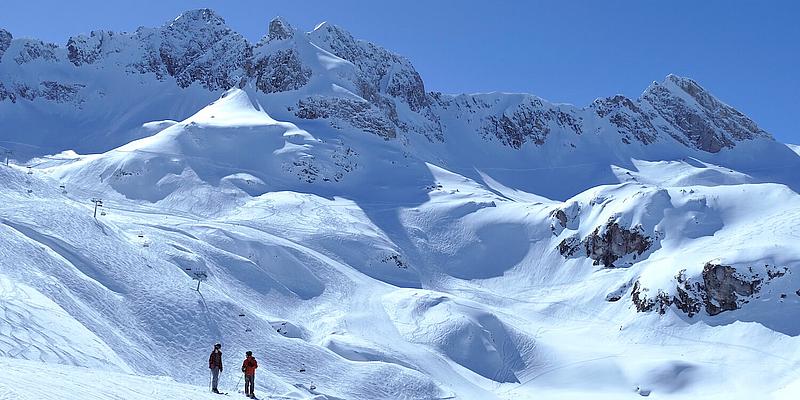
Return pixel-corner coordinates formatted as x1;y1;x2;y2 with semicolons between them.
267;17;294;42
0;29;11;60
249;17;310;94
170;8;226;26
641;74;772;152
62;8;251;90
156;9;251;89
308;21;430;112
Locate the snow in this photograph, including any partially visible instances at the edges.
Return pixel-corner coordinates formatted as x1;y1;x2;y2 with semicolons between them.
1;10;800;400
2;90;800;398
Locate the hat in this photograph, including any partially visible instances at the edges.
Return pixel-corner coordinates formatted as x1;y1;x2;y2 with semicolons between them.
214;343;222;349
246;351;252;356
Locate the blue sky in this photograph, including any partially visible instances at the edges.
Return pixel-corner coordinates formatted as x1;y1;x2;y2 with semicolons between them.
2;1;798;142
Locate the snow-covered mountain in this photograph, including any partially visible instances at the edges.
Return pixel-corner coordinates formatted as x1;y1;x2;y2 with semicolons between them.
1;9;800;400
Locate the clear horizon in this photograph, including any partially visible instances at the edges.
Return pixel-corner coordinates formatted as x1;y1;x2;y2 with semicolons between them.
1;0;797;143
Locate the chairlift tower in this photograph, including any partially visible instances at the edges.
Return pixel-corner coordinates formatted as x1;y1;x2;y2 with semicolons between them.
91;198;103;218
193;270;208;292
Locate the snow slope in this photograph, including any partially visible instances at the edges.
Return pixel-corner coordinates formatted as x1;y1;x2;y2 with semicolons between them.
1;8;800;400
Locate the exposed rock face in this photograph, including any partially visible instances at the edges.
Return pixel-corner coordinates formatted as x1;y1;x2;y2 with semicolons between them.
66;30;111;66
64;9;251;90
584;222;651;268
307;22;443;141
591;95;658;145
248;18;310;94
630;263;790;317
553;209;568;229
700;263;761;315
0;80;84;104
40;81;85;103
0;29;11;60
14;40;59;64
641;75;771;152
296;96;396;139
482;98;582;148
267;17;293;42
557;235;581;258
309;22;430;112
250;48;310;94
631;281;672;314
159;9;251;90
556;216;652;268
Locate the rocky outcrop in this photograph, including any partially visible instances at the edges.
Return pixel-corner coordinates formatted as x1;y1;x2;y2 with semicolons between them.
267;17;293;42
250;48;311;94
550;211;658;268
13;40;59;64
40;81;85;103
630;263;790;317
591;95;658;145
584;222;651;268
631;281;672;314
66;30;110;66
557;235;581;258
0;29;11;60
295;96;397;139
700;264;761;315
249;18;310;94
482;98;582;149
0;80;84;104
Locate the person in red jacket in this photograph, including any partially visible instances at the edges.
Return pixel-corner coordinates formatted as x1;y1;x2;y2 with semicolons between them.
208;343;223;394
241;351;258;398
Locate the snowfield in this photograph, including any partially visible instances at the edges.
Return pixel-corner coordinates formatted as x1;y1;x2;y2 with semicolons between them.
1;9;800;400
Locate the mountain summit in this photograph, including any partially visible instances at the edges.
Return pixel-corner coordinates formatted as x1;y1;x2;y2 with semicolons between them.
0;9;778;160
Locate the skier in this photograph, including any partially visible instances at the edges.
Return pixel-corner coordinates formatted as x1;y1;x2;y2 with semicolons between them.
208;343;223;394
241;350;258;398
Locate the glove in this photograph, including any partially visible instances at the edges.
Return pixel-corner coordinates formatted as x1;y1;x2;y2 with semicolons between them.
219;367;223;371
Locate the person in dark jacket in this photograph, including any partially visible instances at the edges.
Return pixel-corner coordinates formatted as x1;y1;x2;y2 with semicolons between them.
241;351;258;398
208;343;223;393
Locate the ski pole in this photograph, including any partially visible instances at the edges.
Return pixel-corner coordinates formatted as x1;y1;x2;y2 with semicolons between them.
235;373;244;394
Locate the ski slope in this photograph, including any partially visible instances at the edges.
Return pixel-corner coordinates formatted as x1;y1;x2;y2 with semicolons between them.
2;94;800;398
